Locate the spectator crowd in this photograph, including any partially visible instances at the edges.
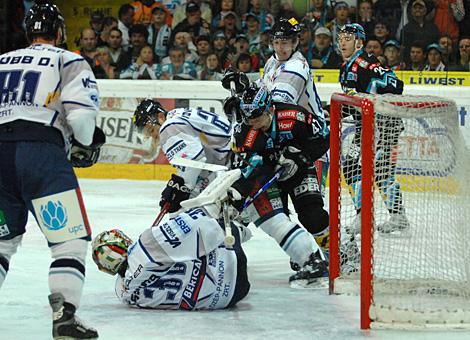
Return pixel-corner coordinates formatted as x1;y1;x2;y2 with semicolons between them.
11;0;470;78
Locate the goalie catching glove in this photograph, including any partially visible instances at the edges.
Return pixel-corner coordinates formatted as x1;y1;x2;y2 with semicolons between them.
71;127;106;168
276;146;310;182
160;174;191;213
221;68;250;94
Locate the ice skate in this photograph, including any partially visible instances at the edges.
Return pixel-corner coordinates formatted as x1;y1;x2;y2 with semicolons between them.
49;293;98;340
289;251;329;289
377;213;410;235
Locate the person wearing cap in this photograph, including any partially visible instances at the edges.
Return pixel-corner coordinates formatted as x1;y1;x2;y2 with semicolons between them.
383;39;404;70
245;12;261;54
172;0;212;29
148;6;172;63
298;19;315;66
212;30;232;69
326;1;351;49
173;1;210;41
231;33;260;71
400;0;440;65
241;0;274;31
311;26;342;69
424;43;446;71
221;11;242;42
211;0;238;30
337;23;409;234
90;11;104;37
131;0;172;27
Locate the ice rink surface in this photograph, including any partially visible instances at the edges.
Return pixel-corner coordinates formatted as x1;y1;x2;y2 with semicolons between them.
1;179;470;340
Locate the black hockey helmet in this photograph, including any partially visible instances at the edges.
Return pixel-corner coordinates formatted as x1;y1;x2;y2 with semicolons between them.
25;0;66;43
270;17;301;41
240;83;272;122
133;99;168;133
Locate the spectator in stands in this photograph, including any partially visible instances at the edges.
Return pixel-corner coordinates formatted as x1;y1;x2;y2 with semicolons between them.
118;4;134;50
327;1;351;48
357;0;375;38
126;24;150;64
76;28;98;68
131;0;171;27
172;0;212;29
432;0;464;45
173;1;211;40
93;46;118;79
276;0;298;20
365;37;386;63
449;37;470;71
373;22;391;45
160;46;198;80
439;34;456;66
298;20;315;66
195;35;212;69
305;0;333;26
236;0;280;19
373;0;402;37
258;31;273;68
383;39;404;70
221;11;242;42
167;31;199;64
212;0;238;30
148;6;172;63
198;53;224;80
90;11;104;38
311;27;342;69
120;45;161;79
424;43;446;71
98;17;118;47
244;13;261;54
107;28;132;73
236;53;253;73
405;41;427;70
212;31;232;69
240;0;275;31
401;0;440;65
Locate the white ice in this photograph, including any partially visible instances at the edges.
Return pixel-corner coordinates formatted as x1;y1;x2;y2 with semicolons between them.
1;179;470;340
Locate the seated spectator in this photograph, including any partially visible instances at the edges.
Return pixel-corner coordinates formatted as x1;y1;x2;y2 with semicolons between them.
160;47;198;80
236;0;280;19
212;31;233;69
164;31;198;64
305;0;333;26
373;0;402;37
75;28;98;68
93;47;118;79
131;0;171;27
221;11;242;43
449;37;470;71
298;20;315;66
199;53;224;80
424;43;446;71
148;6;172;63
172;0;212;28
120;45;161;79
311;27;342;69
236;53;253;73
401;0;440;65
383;39;404;70
433;0;464;45
228;34;260;71
195;35;212;70
212;0;238;30
173;2;210;40
258;31;273;67
98;16;118;47
373;21;390;45
118;4;134;50
241;0;275;31
326;1;351;49
125;24;150;64
244;13;261;54
438;34;456;66
404;41;426;71
276;0;298;20
106;28;132;73
90;11;104;38
357;0;375;38
365;37;385;64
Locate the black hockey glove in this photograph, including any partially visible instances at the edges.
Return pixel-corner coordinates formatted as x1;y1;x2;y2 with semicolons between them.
221;68;250;94
223;95;242;122
160;174;191;213
71;127;106;168
276;146;310;182
227;186;246;212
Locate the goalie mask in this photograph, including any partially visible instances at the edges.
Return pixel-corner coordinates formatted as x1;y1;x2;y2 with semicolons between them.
133;99;168;134
239;83;272;123
92;229;133;276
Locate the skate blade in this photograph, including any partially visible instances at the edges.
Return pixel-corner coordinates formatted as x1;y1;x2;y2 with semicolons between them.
289;277;328;290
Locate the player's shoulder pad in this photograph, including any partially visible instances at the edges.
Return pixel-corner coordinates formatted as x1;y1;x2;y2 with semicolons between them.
282;54;310;77
233;124;265;152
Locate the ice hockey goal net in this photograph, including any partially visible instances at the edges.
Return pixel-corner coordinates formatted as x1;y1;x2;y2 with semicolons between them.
329;93;470;329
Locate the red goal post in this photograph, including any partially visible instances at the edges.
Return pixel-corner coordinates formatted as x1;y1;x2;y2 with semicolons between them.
328;92;470;330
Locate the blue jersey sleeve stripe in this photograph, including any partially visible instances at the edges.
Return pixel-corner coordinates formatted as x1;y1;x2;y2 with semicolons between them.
192;148;204;160
271;89;295;100
63;100;93;108
159;121;186;134
283;70;307;83
166;139;184;153
50;111;60;126
178;117;231;138
63;58;85;68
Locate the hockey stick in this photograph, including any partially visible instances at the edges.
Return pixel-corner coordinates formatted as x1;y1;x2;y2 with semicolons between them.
222;200;236;248
241;168;284;210
152;202;170;227
170;157;228;172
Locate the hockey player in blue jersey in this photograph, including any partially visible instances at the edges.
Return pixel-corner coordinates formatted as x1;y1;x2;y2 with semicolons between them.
337;23;408;233
0;1;102;339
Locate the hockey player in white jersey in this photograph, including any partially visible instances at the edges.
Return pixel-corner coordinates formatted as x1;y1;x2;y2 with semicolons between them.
0;1;100;339
133;99;232;213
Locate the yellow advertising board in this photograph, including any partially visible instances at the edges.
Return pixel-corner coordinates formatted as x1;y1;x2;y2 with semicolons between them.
55;0;129;50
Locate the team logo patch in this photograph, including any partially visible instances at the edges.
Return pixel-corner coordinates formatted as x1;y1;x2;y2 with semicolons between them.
277;110;297;120
244;129;259;148
40;201;68;230
347;72;357;81
278;121;294;131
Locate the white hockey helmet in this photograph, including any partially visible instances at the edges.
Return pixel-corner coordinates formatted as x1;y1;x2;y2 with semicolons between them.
92;229;133;276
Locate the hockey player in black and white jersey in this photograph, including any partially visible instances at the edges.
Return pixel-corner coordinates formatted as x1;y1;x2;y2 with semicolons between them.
133;99;232;214
0;1;101;339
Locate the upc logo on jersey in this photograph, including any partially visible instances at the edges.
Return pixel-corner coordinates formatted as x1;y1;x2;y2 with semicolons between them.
0;210;10;237
40;201;68;231
160;223;181;248
82;76;98;89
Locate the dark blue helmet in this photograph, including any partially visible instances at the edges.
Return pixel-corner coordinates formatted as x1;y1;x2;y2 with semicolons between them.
25;1;65;43
338;23;366;41
270;17;301;40
133;99;167;133
240;83;272;122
